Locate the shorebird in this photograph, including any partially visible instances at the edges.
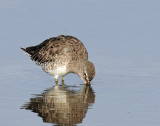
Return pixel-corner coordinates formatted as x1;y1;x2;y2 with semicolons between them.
21;35;95;84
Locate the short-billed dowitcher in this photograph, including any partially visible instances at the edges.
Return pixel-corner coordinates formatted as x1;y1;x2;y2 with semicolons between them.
21;35;95;84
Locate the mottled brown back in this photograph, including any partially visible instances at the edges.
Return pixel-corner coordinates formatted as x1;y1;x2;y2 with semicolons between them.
23;35;88;64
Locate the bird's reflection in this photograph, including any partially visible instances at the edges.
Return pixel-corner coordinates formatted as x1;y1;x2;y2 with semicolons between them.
22;84;95;125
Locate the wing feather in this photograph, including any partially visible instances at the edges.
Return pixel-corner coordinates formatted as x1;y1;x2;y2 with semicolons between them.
21;35;88;65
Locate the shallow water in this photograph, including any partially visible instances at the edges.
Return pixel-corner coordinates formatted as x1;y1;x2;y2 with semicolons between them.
1;0;160;126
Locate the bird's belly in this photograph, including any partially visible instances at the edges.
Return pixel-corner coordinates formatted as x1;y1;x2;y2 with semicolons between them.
46;65;68;78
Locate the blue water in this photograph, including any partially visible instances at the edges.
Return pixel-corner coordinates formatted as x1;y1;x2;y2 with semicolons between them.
1;0;160;125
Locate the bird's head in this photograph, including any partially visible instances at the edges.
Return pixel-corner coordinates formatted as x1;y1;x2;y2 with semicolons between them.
77;61;95;84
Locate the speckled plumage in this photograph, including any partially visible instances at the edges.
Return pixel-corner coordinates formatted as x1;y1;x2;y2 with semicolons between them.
21;35;95;84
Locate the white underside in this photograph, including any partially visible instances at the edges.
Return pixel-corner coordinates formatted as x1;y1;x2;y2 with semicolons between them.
47;66;68;79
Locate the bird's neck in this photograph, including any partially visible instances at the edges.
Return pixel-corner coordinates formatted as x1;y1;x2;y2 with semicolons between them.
68;60;87;74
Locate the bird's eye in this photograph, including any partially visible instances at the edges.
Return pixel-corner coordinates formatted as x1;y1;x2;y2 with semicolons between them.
84;73;87;77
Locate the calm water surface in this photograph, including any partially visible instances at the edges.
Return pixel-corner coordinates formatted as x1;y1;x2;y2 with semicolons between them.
1;0;160;126
21;84;95;125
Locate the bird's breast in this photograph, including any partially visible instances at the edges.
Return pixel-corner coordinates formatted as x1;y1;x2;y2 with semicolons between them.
46;65;68;78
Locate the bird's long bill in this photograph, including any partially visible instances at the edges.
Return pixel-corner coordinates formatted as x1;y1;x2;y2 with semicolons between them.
86;81;90;85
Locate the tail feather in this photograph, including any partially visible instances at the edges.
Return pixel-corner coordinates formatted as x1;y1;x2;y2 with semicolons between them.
21;47;26;52
21;47;31;57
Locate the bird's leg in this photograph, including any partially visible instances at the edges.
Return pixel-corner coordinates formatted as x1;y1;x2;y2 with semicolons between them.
62;76;64;85
55;78;58;85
